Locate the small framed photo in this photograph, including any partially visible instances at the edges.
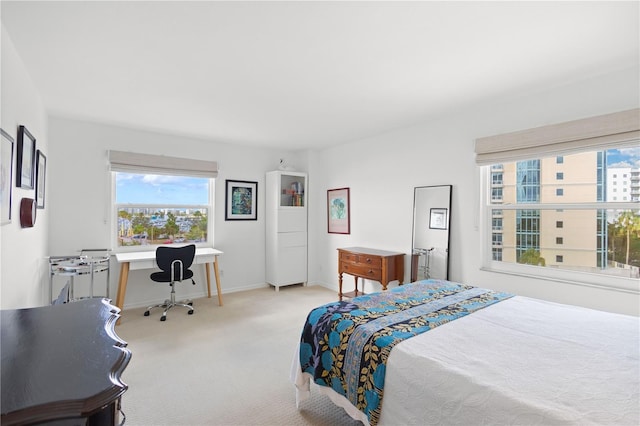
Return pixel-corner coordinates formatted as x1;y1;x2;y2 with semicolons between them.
225;180;258;220
16;125;36;189
1;129;14;225
429;208;448;230
35;150;46;209
327;187;350;234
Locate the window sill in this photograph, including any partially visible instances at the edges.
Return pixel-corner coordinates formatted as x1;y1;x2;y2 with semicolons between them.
480;264;639;295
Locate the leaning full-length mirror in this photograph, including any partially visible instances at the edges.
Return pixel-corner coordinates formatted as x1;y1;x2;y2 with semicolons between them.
411;185;452;282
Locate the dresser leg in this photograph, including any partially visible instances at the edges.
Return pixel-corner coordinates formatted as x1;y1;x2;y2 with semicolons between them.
338;273;343;301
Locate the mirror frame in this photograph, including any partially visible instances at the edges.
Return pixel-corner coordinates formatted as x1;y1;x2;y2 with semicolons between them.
410;184;452;282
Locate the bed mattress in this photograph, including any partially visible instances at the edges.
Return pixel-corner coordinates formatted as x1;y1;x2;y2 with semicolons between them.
293;295;639;425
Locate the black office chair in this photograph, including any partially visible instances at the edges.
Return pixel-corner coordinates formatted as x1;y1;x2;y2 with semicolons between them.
144;244;196;321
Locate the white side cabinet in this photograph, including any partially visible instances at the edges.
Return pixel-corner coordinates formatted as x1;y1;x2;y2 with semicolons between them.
266;171;307;291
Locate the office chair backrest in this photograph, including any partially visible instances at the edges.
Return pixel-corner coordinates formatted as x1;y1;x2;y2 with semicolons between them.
155;244;196;282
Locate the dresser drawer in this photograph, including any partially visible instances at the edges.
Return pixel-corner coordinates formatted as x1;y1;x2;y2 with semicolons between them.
341;263;382;280
340;252;382;268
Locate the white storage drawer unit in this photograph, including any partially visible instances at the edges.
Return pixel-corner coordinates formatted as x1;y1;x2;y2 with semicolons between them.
266;171;308;290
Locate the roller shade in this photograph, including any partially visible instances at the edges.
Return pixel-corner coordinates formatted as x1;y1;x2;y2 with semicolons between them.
108;150;218;178
475;108;640;165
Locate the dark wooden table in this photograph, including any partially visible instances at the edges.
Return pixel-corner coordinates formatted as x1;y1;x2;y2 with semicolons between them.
1;299;131;425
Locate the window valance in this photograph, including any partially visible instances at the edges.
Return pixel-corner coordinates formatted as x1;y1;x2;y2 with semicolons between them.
475;108;640;165
108;150;218;178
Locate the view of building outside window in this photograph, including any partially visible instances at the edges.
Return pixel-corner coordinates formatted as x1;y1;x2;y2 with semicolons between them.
490;147;640;279
115;173;210;247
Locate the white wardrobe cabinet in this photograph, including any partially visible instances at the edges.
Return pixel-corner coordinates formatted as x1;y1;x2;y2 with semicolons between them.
266;171;307;291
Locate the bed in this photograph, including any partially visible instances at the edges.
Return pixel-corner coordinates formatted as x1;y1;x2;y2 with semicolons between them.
291;279;639;426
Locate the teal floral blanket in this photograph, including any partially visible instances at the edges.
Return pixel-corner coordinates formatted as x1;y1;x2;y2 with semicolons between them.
299;279;514;426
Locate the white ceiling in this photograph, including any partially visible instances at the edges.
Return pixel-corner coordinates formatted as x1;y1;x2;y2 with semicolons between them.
2;1;638;150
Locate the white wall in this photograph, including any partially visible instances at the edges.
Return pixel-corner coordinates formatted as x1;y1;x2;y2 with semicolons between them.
307;66;640;316
2;17;638;317
46;117;301;308
0;25;49;309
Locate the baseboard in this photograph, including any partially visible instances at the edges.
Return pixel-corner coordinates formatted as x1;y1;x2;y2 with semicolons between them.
121;282;339;310
121;282;273;310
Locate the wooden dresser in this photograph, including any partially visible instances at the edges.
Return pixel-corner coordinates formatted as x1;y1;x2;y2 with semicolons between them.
337;247;405;300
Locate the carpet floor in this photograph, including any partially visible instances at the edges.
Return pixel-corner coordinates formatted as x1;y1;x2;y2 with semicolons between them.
116;284;362;426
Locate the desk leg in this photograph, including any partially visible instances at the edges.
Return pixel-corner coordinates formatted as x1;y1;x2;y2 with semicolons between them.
212;257;224;306
115;262;129;325
205;263;212;298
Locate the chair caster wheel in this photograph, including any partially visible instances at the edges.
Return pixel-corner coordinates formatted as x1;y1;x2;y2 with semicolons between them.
160;316;167;321
144;311;150;316
188;302;193;306
188;310;194;315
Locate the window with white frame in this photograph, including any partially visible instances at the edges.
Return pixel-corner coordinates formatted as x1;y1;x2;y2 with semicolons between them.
476;109;640;291
108;151;217;249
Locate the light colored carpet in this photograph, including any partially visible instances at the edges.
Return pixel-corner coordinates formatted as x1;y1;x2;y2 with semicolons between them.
116;284;362;426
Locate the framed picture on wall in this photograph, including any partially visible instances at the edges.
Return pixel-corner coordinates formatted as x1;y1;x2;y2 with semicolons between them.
327;187;350;234
16;125;36;189
225;179;258;220
429;208;448;230
35;150;46;209
1;129;14;225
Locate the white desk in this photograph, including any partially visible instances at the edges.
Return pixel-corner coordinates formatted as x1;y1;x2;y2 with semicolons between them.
114;248;224;317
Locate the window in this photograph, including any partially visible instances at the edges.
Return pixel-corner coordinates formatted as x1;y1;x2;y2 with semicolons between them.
483;153;639;287
492;172;503;185
491;187;503;202
516;160;540;202
492;248;503;261
109;151;218;249
115;173;211;247
475;108;639;291
515;210;540;261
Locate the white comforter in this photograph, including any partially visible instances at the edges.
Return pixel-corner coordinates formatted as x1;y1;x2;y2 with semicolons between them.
292;296;640;425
